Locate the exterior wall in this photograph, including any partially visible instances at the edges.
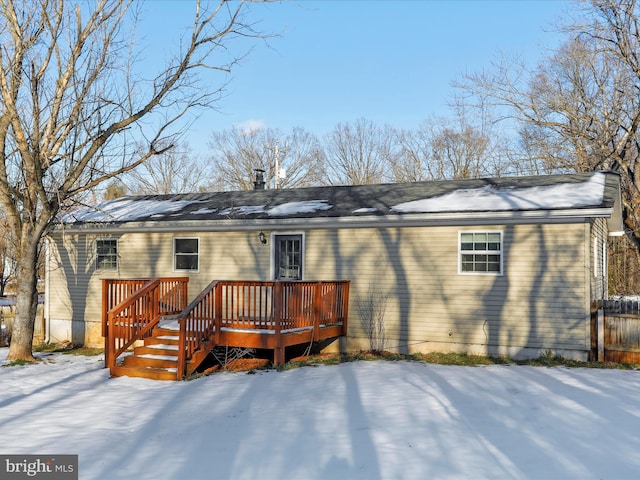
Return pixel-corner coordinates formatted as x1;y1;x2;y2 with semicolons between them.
590;217;609;301
47;230;272;347
47;221;592;358
304;222;591;360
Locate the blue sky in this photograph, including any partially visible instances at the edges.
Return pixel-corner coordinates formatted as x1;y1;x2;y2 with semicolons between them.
140;0;571;155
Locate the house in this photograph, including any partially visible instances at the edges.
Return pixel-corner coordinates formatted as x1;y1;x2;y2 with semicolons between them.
45;171;623;362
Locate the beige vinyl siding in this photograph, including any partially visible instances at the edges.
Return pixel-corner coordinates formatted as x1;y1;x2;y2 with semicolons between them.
305;223;590;356
48;221;592;356
48;230;272;347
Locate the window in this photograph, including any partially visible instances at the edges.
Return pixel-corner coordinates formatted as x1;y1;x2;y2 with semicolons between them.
274;234;303;280
459;231;502;274
174;238;199;271
96;239;118;270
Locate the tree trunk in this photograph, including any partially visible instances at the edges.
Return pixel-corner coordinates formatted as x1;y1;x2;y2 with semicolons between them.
7;234;40;362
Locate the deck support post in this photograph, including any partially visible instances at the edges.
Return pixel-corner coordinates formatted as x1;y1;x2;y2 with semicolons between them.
274;281;284;366
313;282;322;339
102;281;110;368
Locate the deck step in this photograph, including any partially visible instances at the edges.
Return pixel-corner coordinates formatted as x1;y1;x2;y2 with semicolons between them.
134;344;180;357
145;336;180;346
110;364;178;381
158;320;180;331
122;354;178;369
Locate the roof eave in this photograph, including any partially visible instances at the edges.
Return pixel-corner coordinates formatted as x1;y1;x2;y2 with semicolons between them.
49;207;616;235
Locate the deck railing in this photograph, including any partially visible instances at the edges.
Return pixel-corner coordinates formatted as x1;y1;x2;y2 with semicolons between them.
103;278;349;379
215;280;349;332
103;277;188;369
176;280;220;379
176;280;350;377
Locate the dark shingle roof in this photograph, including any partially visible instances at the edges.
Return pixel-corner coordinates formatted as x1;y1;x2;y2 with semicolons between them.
62;171;620;226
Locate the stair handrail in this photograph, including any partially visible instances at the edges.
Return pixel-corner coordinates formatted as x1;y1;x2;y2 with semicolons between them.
105;279;163;370
102;278;154;338
176;279;220;379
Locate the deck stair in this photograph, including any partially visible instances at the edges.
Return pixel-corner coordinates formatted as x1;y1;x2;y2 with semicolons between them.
110;320;186;381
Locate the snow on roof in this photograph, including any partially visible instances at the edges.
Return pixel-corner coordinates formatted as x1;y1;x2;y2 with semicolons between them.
266;200;332;216
60;172;613;225
63;199;205;223
353;207;378;214
391;172;606;213
219;205;266;216
63;198;334;224
190;208;217;215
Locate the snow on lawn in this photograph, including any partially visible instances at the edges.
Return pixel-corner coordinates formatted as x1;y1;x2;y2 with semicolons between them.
2;350;640;480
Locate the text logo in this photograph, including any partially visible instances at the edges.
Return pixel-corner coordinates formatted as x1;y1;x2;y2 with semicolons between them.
0;455;77;480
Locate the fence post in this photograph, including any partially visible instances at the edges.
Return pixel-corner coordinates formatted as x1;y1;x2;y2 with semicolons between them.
597;308;605;362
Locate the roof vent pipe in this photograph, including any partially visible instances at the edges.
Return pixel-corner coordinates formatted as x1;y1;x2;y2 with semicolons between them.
254;169;266;190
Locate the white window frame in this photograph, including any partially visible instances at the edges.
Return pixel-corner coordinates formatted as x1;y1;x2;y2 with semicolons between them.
458;230;503;276
173;237;199;272
95;238;118;271
270;232;305;280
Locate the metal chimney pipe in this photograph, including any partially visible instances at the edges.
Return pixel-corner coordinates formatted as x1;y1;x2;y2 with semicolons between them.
253;169;265;190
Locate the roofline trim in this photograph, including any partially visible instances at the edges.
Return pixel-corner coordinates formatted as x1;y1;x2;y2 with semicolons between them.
50;207;615;235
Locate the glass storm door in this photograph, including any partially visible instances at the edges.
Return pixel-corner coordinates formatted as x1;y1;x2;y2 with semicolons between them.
275;234;303;280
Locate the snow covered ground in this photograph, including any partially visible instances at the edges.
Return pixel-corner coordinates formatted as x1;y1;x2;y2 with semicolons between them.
1;350;640;480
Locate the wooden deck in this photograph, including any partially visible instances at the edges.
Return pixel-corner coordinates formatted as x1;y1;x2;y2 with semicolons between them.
103;278;349;380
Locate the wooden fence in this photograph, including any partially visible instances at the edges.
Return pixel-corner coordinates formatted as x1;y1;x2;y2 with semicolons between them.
593;300;640;363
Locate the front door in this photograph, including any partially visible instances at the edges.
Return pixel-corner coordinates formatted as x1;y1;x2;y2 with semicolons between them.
274;234;303;280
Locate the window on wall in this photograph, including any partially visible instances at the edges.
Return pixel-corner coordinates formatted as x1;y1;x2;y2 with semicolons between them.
174;238;199;271
274;234;303;280
459;231;502;274
96;239;118;270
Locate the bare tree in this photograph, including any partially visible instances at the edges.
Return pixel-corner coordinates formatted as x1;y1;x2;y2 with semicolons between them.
125;142;208;194
102;180;128;200
393;126;430;182
0;0;266;361
458;0;640;254
357;283;388;353
208;126;324;190
0;217;17;297
394;104;505;183
323;118;397;185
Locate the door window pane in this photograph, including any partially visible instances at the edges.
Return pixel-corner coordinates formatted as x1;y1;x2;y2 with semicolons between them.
275;235;302;280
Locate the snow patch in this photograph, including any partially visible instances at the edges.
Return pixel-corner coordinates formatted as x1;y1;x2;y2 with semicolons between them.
219;205;266;216
267;200;332;216
353;207;378;214
63;199;204;223
391;173;606;213
189;208;217;215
